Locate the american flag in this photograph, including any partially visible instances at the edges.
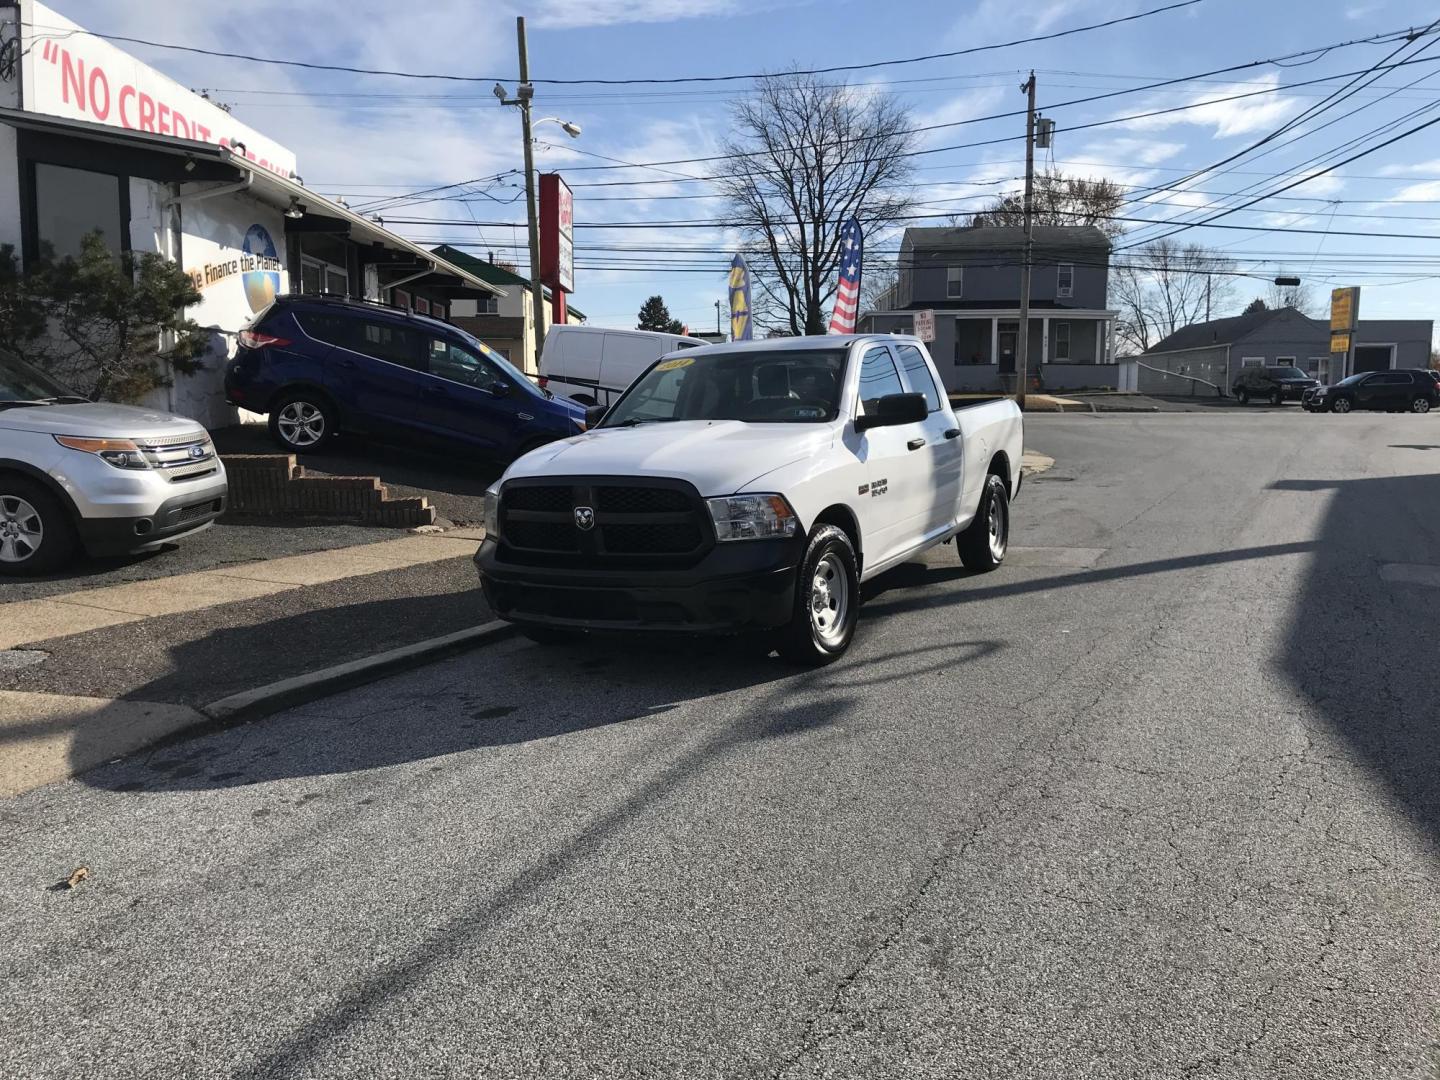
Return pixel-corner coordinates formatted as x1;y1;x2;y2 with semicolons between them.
827;217;864;334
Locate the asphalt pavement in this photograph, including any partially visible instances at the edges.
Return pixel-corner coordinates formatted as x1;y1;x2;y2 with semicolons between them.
3;410;1440;1079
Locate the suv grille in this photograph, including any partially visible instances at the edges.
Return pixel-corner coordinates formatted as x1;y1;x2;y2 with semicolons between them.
134;432;218;483
498;479;710;567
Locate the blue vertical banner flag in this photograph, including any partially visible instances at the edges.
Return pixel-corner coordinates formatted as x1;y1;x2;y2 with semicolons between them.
729;254;753;340
827;217;864;334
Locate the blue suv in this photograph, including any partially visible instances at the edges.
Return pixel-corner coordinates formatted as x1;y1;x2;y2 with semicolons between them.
224;295;586;460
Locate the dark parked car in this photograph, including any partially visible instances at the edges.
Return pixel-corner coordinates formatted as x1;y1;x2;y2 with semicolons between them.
1231;365;1319;405
225;295;586;460
1303;369;1439;414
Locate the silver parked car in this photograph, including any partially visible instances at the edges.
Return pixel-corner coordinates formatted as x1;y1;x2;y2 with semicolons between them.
0;350;227;576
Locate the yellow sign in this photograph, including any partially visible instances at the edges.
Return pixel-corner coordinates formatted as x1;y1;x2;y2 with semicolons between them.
655;356;695;372
1330;332;1351;355
1329;287;1358;332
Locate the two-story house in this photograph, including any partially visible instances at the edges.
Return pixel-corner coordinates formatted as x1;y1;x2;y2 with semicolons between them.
859;225;1121;392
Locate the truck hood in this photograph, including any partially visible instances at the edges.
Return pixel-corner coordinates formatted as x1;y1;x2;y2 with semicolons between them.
0;402;209;439
505;420;834;496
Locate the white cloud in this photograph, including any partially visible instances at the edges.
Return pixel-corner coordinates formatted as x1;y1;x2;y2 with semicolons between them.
1377;159;1440;176
1392;179;1440;202
1122;73;1303;139
911;87;1007;148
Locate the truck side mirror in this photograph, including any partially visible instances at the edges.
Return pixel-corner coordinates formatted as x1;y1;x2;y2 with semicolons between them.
854;392;928;432
585;404;608;428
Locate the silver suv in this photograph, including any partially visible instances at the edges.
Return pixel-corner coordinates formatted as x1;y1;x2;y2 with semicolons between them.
0;350;227;576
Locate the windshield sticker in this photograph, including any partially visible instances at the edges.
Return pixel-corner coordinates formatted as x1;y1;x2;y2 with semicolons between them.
655;357;695;372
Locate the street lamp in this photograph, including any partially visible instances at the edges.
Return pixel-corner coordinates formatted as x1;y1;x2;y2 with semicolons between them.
495;21;583;374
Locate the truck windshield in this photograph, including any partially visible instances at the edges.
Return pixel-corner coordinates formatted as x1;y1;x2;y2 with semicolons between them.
0;349;84;405
602;349;847;426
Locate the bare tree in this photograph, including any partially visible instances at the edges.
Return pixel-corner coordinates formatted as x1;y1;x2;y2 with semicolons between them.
859;263;899;314
715;73;916;335
960;168;1127;238
1262;280;1319;316
1112;239;1237;354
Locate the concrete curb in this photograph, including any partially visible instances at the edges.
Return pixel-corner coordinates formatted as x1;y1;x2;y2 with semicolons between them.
202;621;516;725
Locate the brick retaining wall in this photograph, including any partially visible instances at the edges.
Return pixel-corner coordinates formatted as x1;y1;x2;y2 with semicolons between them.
221;455;436;528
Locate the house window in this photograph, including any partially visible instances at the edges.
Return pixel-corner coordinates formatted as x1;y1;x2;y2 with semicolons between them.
393;289;411;309
326;267;348;296
300;257;347;295
476;295;499;315
415;298;430;315
1305;357;1325;376
1057;264;1074;298
31;162;126;259
1053;321;1071;360
946;267;964;299
432;303;447;321
1270;356;1295;367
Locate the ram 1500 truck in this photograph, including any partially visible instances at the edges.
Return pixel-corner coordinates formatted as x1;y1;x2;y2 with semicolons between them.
476;335;1023;664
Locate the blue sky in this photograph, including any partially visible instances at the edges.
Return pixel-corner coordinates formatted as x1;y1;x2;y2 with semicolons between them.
50;0;1440;339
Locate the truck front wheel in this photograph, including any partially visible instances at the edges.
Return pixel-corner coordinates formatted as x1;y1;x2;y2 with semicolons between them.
776;524;859;666
958;473;1010;572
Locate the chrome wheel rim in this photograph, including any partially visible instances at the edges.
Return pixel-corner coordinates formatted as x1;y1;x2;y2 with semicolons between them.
987;482;1008;560
1414;398;1431;414
0;495;43;563
809;553;850;648
1334;398;1351;413
277;401;325;446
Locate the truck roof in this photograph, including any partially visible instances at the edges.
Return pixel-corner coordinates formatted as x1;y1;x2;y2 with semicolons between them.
685;334;923;353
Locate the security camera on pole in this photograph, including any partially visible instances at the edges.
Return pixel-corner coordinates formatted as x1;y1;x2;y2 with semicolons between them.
495;18;581;376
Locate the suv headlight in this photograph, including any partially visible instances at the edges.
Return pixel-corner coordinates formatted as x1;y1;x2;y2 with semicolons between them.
54;435;149;470
707;494;798;542
483;484;501;539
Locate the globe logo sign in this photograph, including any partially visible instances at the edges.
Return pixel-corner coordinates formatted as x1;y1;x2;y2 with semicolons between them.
242;224;281;313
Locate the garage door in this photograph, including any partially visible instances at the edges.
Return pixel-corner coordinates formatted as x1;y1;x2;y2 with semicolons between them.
1353;346;1393;373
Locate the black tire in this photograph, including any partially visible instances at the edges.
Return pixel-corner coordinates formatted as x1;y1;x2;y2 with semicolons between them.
1236;388;1250;405
269;391;336;453
1412;396;1432;414
520;625;584;646
958;473;1011;573
1331;396;1353;414
776;524;859;666
1269;389;1282;406
0;477;79;577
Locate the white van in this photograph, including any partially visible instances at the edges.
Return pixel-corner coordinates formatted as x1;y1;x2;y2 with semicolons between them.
540;326;708;407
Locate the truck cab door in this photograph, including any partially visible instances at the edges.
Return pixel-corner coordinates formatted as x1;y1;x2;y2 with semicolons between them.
853;344;930;567
895;342;963;536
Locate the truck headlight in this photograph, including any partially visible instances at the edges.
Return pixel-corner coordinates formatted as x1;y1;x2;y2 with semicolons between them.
483;485;501;539
707;494;798;542
54;435;149;470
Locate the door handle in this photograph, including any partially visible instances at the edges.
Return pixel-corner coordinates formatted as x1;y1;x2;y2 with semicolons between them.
944;428;960;439
907;437;927;451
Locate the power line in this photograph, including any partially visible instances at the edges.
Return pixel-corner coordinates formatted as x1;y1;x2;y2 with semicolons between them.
22;1;1203;87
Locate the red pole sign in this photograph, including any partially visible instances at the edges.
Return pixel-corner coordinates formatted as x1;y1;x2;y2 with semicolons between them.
539;174;573;325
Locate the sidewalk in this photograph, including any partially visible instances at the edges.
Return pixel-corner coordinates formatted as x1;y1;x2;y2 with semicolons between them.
1;529;492;796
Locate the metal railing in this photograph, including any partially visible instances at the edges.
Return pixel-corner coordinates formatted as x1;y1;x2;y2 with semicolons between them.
1134;360;1225;397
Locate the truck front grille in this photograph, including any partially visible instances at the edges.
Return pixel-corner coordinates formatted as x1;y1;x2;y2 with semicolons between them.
498;478;710;567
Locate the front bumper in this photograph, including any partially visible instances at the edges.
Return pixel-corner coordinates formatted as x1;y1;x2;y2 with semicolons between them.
476;536;802;633
76;485;228;556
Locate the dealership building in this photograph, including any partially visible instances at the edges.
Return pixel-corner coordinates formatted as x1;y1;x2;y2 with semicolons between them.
0;1;505;427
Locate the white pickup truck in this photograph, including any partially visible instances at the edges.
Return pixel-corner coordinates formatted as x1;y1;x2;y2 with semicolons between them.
476;335;1023;664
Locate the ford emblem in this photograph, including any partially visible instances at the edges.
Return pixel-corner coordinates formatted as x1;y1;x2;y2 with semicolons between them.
189;445;205;460
573;506;595;531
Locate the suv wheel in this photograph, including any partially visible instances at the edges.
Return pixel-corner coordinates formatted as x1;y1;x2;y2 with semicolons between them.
1269;389;1282;406
270;393;336;453
959;473;1010;572
1413;396;1432;414
776;524;859;666
1332;396;1353;414
1236;388;1250;405
0;478;78;576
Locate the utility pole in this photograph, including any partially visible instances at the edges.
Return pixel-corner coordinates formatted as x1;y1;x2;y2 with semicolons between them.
1205;276;1212;321
715;298;723;337
515;17;547;376
1015;72;1037;411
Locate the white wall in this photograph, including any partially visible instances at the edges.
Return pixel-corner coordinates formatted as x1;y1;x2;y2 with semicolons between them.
139;189;289;427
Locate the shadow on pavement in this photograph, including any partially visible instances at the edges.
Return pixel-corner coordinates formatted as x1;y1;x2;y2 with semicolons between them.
1272;474;1440;845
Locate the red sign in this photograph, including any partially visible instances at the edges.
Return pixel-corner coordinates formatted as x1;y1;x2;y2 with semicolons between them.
539;174;574;294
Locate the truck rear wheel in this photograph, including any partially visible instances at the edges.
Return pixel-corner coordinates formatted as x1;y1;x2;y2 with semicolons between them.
958;473;1009;573
776;524;859;666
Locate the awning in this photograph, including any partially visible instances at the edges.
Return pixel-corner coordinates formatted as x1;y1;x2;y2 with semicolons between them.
0;107;504;299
